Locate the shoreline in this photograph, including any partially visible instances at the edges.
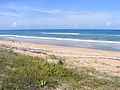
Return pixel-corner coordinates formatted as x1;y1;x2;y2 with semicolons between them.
1;35;120;52
0;40;120;77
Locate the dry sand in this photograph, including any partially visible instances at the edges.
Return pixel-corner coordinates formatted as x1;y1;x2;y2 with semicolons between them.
0;40;120;77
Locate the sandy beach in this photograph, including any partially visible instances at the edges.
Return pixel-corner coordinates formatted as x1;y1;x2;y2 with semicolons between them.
0;40;120;77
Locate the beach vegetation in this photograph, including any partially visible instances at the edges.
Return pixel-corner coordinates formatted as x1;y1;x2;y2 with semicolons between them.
47;54;57;59
0;50;120;90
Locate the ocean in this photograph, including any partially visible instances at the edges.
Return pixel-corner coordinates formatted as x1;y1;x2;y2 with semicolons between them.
0;29;120;51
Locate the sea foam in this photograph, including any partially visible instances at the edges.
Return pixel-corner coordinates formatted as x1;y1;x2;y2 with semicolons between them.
0;34;120;44
41;32;80;35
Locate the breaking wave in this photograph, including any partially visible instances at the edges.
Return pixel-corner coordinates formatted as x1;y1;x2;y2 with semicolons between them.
0;34;120;44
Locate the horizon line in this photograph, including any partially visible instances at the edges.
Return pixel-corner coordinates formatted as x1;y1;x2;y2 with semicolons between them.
0;28;120;30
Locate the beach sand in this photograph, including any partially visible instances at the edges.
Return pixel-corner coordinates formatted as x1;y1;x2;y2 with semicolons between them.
0;40;120;77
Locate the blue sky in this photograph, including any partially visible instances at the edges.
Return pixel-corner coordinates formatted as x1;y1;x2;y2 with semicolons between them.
0;0;120;29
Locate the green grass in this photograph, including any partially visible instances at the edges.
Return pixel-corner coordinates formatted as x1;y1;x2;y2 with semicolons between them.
0;50;120;90
47;54;65;65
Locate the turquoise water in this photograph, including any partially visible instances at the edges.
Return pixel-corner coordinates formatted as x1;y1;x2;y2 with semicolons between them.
0;29;120;51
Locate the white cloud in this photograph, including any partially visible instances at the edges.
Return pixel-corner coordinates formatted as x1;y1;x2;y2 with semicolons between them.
12;22;20;27
1;3;120;28
106;21;112;26
70;23;79;27
0;11;20;17
1;3;62;14
0;2;82;15
32;9;61;14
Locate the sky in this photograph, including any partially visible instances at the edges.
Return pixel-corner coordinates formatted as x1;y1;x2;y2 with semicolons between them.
0;0;120;29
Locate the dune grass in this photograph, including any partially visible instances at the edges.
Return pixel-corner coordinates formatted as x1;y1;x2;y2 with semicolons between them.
0;50;120;90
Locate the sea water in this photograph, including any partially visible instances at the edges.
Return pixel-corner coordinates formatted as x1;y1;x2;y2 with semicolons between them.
0;29;120;51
